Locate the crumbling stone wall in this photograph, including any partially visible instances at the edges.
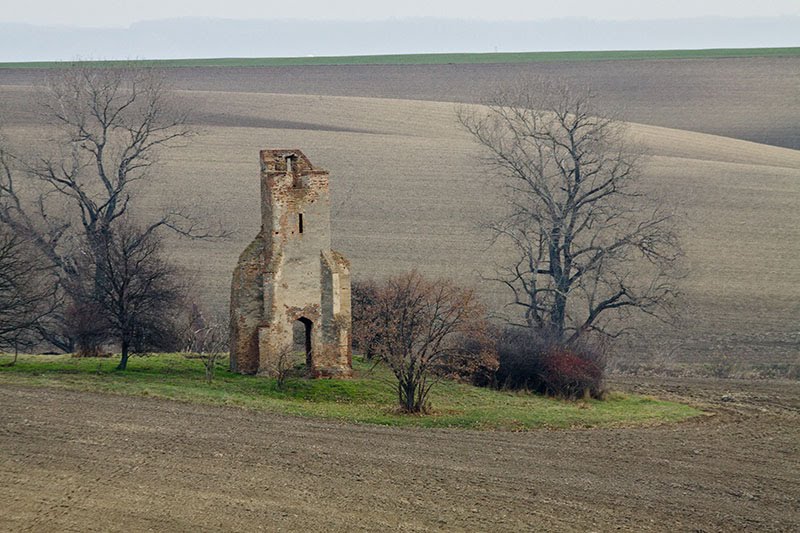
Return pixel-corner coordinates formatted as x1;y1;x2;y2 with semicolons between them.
230;149;352;378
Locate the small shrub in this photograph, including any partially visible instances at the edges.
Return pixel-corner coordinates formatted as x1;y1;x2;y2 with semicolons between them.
707;355;738;379
493;327;606;399
352;271;491;413
495;327;548;390
436;331;499;387
182;307;229;383
540;347;604;399
274;344;303;390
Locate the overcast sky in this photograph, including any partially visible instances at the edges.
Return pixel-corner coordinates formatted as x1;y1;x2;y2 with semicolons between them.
5;0;800;27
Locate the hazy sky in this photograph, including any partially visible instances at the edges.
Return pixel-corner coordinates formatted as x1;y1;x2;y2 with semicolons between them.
5;0;800;27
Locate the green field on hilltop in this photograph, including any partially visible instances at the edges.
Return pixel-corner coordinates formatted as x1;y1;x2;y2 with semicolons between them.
1;47;798;69
0;353;701;430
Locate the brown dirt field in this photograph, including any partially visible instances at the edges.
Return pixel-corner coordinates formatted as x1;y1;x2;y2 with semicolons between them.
1;381;798;532
2;57;799;149
1;86;799;371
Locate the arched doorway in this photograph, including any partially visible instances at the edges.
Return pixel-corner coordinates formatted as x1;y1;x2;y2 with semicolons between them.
293;317;313;367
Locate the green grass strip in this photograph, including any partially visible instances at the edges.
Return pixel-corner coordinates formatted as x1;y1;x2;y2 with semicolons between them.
0;353;701;430
1;47;798;69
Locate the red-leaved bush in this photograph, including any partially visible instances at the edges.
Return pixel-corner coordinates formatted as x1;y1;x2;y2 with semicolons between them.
540;347;604;399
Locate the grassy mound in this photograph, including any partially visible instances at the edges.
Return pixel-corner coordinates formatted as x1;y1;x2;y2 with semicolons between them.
0;353;700;430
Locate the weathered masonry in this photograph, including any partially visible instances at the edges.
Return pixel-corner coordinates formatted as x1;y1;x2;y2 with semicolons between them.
230;149;352;377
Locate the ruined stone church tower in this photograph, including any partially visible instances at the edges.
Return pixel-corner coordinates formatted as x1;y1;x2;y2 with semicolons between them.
230;149;352;377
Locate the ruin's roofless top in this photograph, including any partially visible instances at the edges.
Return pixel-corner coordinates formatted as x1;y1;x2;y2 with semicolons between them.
260;149;324;175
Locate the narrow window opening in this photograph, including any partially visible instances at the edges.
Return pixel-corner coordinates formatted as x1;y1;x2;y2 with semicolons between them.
298;213;304;234
285;155;294;174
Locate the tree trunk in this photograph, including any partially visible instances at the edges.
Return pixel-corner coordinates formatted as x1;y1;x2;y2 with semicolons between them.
116;339;129;370
549;228;567;341
3;341;19;366
81;228;111;357
399;378;419;413
45;333;74;354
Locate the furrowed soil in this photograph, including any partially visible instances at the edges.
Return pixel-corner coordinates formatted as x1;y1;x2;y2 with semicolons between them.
2;57;799;149
1;382;798;532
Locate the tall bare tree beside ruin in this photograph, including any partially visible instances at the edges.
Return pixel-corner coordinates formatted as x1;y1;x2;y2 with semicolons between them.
0;65;222;353
458;80;682;345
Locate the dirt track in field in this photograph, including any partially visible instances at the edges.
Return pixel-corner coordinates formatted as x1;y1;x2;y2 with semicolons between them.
1;382;798;532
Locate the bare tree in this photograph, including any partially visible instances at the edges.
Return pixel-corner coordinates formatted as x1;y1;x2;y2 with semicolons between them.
354;271;491;413
273;343;301;391
0;65;224;353
458;80;682;345
183;305;229;383
76;220;185;370
0;227;58;362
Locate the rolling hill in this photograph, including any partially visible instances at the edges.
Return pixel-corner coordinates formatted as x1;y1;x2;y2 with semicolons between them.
1;59;798;371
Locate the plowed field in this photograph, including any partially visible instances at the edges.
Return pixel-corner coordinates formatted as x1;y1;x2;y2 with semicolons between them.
1;381;797;531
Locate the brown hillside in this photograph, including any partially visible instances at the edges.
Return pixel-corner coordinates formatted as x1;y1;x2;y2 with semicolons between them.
1;87;798;369
2;56;799;149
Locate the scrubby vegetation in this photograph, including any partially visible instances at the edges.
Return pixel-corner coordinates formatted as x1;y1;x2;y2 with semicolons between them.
494;328;606;399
